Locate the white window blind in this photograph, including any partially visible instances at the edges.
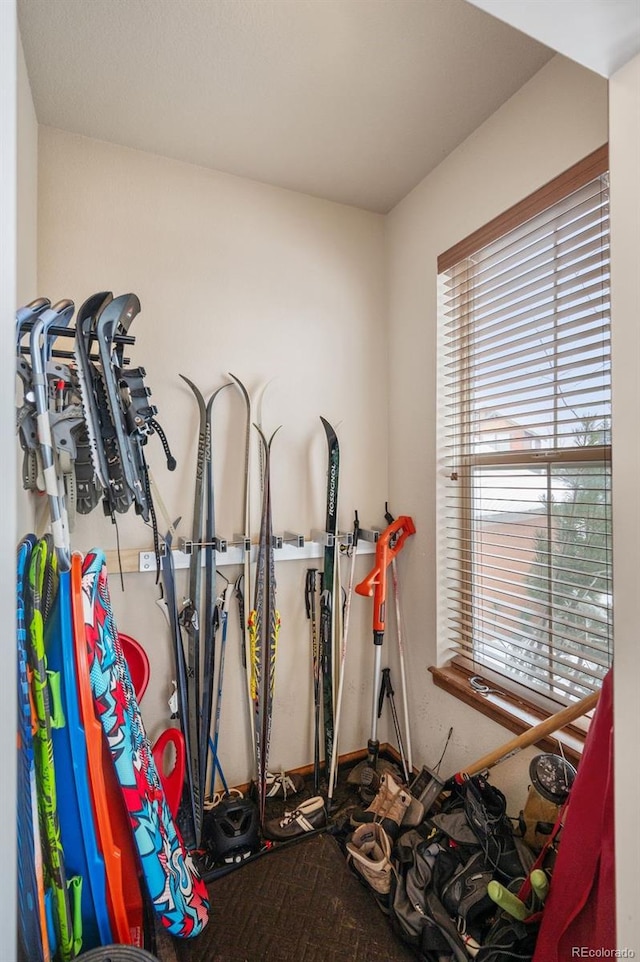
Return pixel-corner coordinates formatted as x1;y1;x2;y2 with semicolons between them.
438;148;612;708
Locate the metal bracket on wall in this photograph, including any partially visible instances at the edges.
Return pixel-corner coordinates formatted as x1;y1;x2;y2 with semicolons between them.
137;528;378;573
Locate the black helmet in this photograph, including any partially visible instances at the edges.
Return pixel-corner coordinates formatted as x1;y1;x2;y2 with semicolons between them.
203;796;260;863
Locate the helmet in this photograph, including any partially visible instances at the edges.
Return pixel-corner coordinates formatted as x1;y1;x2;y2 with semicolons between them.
203;796;260;863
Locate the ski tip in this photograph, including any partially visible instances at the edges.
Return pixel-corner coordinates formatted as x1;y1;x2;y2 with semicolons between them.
228;372;249;396
206;380;234;413
252;423;281;450
179;374;207;408
319;416;338;443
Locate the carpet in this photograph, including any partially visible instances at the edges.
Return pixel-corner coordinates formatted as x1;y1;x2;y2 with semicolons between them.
174;832;415;962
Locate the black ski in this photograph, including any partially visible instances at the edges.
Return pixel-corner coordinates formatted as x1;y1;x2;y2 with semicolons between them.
179;376;231;838
319;416;339;780
179;375;208;846
199;383;230;801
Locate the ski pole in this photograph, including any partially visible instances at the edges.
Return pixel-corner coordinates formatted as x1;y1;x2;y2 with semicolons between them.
377;668;410;783
206;736;229;798
305;568;321;794
385;503;413;773
356;515;416;769
327;511;360;807
207;580;233;799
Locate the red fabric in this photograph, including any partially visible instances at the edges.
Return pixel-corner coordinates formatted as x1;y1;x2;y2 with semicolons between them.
532;668;615;961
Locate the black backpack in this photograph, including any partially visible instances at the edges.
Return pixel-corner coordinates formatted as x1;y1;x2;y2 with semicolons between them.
389;775;534;962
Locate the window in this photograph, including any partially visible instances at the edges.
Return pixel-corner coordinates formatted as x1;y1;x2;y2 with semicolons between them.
437;146;611;711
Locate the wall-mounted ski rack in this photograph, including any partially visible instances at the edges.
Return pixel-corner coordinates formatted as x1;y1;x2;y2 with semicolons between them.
135;526;381;573
18;322;136;364
19;320;136;344
19;347;132;365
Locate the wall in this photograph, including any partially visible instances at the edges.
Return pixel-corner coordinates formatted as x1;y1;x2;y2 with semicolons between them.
386;54;608;806
2;5;18;957
610;50;640;952
37;128;389;787
17;34;38;536
17;38;38;303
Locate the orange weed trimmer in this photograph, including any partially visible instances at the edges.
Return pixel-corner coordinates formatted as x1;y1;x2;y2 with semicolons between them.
355;514;416;772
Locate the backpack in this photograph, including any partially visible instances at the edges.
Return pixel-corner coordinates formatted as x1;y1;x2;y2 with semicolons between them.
389;775;534;962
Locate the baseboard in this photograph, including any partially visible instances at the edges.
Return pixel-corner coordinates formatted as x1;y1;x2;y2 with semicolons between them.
225;743;410;798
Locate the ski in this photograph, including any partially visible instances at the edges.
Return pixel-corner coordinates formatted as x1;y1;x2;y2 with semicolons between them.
200;382;231;801
248;426;280;824
228;373;255;770
319;416;339;780
178;375;208;846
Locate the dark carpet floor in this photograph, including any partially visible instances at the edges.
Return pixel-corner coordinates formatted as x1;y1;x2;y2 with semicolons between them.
174;831;415;962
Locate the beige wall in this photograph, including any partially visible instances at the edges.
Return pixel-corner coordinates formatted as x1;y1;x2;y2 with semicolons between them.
17;34;38;536
386;54;609;806
610;50;640;952
3;6;18;957
17;37;37;304
37;128;389;784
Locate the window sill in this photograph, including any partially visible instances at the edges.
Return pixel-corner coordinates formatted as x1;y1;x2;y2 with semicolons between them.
429;664;589;769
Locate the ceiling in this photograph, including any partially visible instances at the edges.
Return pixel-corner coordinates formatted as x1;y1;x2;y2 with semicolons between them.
18;0;640;214
18;0;557;213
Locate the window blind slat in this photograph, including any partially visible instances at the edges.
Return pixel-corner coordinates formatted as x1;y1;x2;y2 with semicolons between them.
447;244;610;326
444;298;610;362
443;234;609;310
448;612;611;675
